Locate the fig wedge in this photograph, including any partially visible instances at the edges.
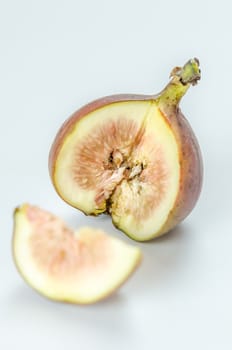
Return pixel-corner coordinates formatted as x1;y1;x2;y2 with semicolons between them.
49;58;203;241
12;204;141;304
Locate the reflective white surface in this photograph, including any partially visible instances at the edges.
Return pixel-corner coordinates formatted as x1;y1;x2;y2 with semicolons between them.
1;0;232;349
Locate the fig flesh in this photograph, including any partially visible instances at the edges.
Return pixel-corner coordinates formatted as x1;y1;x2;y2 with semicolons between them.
49;59;203;241
12;204;141;304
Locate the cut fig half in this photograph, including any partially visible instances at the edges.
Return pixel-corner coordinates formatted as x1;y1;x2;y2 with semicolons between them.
49;58;203;241
12;204;141;304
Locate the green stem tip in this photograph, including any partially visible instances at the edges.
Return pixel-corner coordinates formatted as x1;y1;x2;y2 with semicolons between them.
171;58;201;86
157;58;201;107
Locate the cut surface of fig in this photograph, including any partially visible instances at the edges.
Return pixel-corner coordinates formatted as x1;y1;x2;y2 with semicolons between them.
53;102;180;240
13;204;141;304
49;58;203;241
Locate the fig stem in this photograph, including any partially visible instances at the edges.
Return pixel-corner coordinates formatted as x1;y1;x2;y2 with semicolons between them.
157;58;201;107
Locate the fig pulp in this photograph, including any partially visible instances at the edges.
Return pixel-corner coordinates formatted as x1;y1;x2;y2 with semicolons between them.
49;59;203;241
12;204;141;304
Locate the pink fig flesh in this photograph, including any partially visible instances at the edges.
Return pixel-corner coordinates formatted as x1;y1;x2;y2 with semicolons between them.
12;204;142;303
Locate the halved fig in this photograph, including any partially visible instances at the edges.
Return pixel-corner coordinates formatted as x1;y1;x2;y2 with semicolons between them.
49;58;203;241
12;204;141;304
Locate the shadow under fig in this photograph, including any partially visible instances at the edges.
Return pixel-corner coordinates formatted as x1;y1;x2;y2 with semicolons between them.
130;223;193;293
5;283;130;334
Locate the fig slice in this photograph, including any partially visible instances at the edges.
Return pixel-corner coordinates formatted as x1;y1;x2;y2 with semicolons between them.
12;204;141;304
49;58;203;241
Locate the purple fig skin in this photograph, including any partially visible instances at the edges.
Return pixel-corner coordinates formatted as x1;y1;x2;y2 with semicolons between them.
49;58;203;238
155;107;203;236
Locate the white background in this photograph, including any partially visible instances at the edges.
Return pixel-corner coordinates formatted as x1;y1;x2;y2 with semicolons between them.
1;0;231;349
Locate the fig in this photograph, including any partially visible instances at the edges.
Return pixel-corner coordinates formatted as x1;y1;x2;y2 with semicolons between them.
49;58;203;241
12;204;141;304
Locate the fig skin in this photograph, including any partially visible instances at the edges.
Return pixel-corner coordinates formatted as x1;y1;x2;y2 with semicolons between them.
49;58;203;239
155;108;203;237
